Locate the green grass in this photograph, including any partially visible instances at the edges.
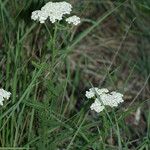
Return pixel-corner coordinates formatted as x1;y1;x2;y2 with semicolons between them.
0;0;150;149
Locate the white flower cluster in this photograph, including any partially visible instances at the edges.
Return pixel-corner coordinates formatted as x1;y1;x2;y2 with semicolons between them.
31;1;80;25
86;87;124;113
0;88;11;106
66;15;81;25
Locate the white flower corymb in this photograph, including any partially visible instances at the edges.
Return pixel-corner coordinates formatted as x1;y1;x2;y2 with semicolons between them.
31;1;81;25
0;89;11;106
66;15;81;25
31;1;72;23
85;87;124;113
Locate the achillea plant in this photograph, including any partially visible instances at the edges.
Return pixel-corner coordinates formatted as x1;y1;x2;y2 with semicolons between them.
30;1;81;148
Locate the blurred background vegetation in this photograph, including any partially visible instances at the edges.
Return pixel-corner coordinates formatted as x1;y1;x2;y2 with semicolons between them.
0;0;150;149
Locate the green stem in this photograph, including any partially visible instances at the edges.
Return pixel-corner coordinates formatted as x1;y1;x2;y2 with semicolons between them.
51;23;58;67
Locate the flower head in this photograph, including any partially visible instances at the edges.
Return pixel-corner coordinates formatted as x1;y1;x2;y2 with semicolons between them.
0;89;11;106
66;15;81;25
85;87;124;113
31;1;80;25
31;1;72;24
41;1;72;23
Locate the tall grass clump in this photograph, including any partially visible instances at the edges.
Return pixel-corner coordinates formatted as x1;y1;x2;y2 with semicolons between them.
0;0;150;149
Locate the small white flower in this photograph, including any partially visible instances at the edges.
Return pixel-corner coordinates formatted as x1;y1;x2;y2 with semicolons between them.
90;98;105;113
0;96;4;106
85;90;95;99
85;87;98;99
85;87;124;113
0;89;11;106
97;88;109;95
31;10;48;24
85;87;108;99
31;10;40;21
66;15;80;25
